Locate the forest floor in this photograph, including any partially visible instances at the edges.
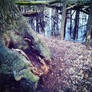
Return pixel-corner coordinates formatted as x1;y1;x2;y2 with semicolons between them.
37;35;92;92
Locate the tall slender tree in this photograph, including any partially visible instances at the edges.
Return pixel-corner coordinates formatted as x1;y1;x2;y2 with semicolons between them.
73;9;80;40
60;2;67;40
86;0;92;45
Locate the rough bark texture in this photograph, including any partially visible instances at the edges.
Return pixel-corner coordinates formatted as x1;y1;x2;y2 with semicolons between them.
0;0;51;91
0;41;39;92
73;10;79;40
86;0;92;45
0;0;51;61
60;2;67;40
0;0;51;73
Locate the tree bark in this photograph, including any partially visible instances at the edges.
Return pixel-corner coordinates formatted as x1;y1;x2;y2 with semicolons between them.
70;10;72;37
60;3;67;40
0;40;39;92
86;0;92;45
0;0;51;91
0;0;51;67
73;10;79;40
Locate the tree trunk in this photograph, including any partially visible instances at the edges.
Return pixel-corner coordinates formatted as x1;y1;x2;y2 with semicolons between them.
0;0;51;91
70;10;72;37
36;15;40;33
86;0;92;45
60;3;67;40
73;10;79;40
55;9;59;37
0;41;39;92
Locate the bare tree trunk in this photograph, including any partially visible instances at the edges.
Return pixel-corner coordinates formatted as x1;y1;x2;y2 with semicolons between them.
70;10;72;37
73;10;79;40
86;0;92;45
60;3;67;40
36;15;40;33
40;7;45;33
54;9;59;37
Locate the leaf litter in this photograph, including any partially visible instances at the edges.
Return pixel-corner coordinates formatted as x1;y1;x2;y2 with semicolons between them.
37;35;92;92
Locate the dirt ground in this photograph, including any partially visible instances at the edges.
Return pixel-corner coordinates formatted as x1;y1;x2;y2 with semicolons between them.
37;35;92;92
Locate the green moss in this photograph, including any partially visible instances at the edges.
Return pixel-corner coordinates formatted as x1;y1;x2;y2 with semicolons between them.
19;68;39;82
16;1;49;6
0;41;39;83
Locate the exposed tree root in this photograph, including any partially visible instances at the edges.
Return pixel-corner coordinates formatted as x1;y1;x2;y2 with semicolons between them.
5;38;51;77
